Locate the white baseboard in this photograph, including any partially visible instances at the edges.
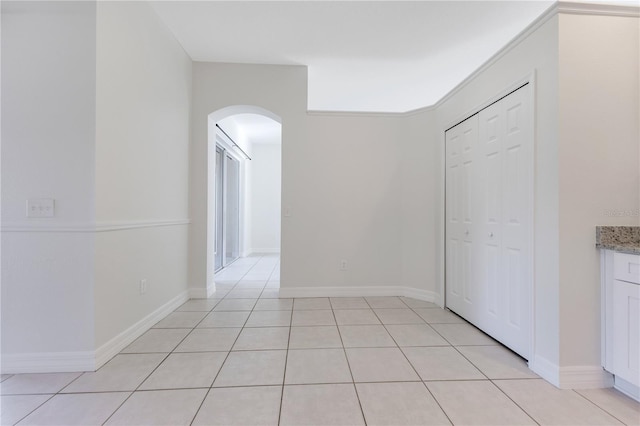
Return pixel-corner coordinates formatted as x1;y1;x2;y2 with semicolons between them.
188;288;207;298
207;283;217;298
94;290;190;370
189;287;209;299
529;355;614;389
2;290;191;374
529;354;560;387
279;285;438;303
248;249;280;255
189;283;219;299
402;287;440;305
280;286;398;298
1;351;96;374
558;366;614;389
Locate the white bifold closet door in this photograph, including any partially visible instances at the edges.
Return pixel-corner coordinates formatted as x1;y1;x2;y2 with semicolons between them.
446;85;532;359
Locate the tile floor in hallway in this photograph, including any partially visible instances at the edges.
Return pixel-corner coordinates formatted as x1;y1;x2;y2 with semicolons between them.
2;254;639;425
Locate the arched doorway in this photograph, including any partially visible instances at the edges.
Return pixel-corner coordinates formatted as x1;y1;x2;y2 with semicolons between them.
206;106;282;294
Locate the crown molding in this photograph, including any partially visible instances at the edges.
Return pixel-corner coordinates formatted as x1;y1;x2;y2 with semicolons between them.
306;1;638;117
557;1;640;17
307;110;407;118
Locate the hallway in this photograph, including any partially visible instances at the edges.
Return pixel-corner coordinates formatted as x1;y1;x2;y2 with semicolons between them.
1;255;638;425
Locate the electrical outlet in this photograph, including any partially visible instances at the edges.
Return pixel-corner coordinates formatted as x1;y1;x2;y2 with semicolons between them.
340;260;348;271
26;198;55;218
140;279;148;294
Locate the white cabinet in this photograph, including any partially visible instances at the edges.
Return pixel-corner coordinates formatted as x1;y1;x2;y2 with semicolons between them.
602;251;640;401
445;84;533;359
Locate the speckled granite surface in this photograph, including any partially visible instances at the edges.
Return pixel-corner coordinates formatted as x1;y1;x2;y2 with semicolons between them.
596;226;640;255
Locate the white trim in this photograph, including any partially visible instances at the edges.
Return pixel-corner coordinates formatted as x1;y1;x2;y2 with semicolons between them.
1;221;95;233
443;73;534;132
207;283;217;298
280;286;398;298
94;290;189;370
248;249;281;255
435;2;638;112
435;4;558;110
188;284;218;299
1;219;190;233
95;220;190;232
529;354;561;387
188;287;210;299
1;351;95;374
557;1;639;17
558;366;614;389
307;104;436;118
529;355;615;389
402;287;441;306
279;286;437;303
307;110;407;118
304;2;638;117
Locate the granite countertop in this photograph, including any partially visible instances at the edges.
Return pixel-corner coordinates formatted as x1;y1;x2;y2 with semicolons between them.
596;226;640;255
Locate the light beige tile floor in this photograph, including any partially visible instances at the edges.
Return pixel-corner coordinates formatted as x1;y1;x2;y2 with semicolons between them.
2;254;639;425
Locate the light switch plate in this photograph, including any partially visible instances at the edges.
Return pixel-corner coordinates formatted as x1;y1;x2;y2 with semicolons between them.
26;198;55;218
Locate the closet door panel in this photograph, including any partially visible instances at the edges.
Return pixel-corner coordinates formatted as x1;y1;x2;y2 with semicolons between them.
500;87;531;356
446;116;479;315
461;116;479;313
479;102;502;330
446;84;532;360
446;128;464;311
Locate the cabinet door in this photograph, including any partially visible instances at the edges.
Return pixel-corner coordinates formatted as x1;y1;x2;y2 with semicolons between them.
613;279;640;387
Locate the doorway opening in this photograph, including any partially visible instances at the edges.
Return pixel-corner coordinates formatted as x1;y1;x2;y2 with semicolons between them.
214;145;241;271
206;106;282;292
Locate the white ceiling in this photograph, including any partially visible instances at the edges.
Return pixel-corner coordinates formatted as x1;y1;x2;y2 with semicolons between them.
149;1;634;113
150;0;556;112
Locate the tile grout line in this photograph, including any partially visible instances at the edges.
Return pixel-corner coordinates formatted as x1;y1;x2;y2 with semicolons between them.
178;298;241;426
100;320;202;425
368;297;456;426
400;300;541;424
572;388;630;425
447;340;541;425
487;379;541;426
276;300;295;425
104;261;259;426
5;286;634;425
330;298;369;426
188;277;260;426
9;392;57;425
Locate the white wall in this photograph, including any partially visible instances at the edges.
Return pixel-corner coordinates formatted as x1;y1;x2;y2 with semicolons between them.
190;63;440;297
1;1;193;371
250;143;281;254
1;1;97;365
557;13;639;368
434;9;639;387
94;1;192;349
436;15;561;373
298;113;404;288
190;62;308;293
400;109;440;298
